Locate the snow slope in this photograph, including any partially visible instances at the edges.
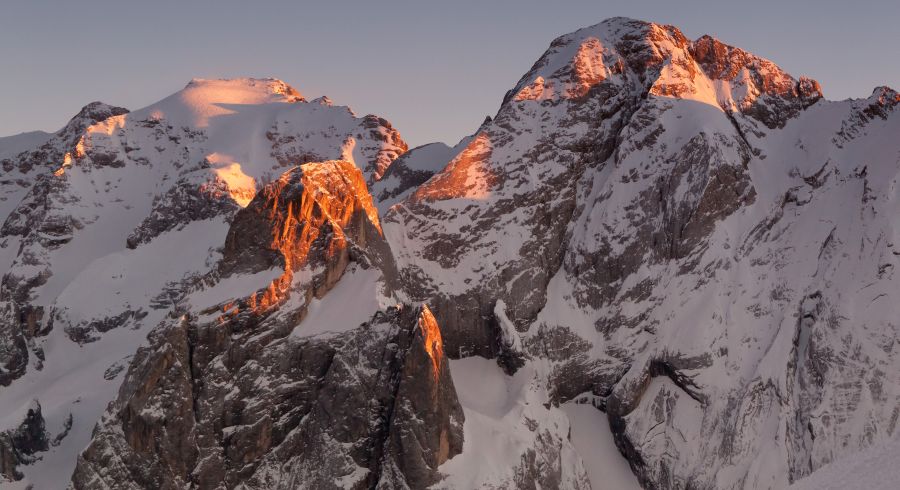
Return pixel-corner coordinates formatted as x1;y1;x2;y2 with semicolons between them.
561;401;641;490
439;356;590;489
789;435;900;490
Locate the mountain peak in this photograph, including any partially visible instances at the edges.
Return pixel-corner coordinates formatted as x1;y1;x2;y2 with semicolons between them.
70;101;130;125
311;95;333;106
871;85;899;103
57;101;128;138
132;77;305;128
183;77;304;102
689;34;820;100
506;17;821;127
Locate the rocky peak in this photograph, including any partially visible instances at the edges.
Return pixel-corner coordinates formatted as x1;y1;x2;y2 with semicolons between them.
509;17;689;99
53;101;129;146
69;101;130;126
311;95;333;106
223;160;381;271
358;115;409;182
504;17;821;128
221;160;386;311
690;34;822;102
871;85;899;106
798;76;824;103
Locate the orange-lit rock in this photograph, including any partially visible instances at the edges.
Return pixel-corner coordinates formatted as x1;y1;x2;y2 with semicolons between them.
412;133;495;202
221;160;385;313
568;37;607;98
416;304;444;383
383;304;464;486
514;75;550;101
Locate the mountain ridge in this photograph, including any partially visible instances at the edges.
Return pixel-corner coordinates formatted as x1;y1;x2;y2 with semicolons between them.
0;16;897;489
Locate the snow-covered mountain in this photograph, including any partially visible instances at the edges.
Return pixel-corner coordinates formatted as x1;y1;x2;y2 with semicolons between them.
1;17;898;490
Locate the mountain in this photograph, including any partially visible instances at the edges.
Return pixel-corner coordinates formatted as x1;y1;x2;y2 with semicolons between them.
1;17;898;489
0;78;408;488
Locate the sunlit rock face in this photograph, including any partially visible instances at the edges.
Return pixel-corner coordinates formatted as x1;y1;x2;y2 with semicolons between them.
220;160;390;312
1;16;899;490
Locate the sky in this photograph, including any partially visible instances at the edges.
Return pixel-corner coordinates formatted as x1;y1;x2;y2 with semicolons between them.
1;0;898;147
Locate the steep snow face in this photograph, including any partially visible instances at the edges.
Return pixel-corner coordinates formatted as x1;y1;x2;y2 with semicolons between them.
385;16;899;489
0;80;408;487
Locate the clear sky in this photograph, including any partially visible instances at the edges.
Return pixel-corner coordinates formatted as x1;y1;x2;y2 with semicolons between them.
2;0;897;147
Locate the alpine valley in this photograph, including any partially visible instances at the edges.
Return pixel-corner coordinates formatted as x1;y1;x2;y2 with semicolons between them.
0;17;898;490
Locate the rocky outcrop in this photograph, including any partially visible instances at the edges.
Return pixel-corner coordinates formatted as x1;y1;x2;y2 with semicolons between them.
220;160;395;311
0;400;51;481
126;176;240;249
379;305;463;489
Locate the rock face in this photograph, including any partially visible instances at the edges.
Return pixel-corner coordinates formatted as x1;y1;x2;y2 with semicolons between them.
71;162;462;489
0;17;899;490
72;304;462;490
371;132;481;214
0;400;52;481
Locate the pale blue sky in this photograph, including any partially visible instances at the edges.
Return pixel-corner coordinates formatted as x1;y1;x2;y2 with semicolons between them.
2;0;897;146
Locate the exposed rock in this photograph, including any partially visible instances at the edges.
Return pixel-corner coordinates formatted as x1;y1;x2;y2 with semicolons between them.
0;400;51;482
